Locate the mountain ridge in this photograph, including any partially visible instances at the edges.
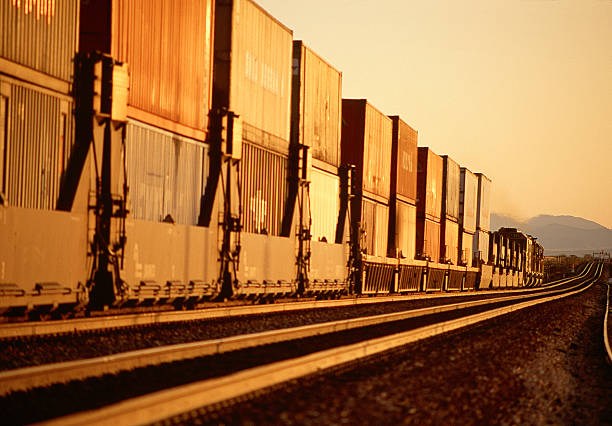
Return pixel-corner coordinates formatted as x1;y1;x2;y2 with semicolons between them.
490;213;612;255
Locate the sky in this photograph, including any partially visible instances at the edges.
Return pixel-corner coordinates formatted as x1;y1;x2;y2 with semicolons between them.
256;0;612;228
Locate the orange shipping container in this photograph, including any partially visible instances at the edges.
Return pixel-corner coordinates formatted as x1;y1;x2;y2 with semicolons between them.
416;217;440;262
79;0;214;140
417;147;443;221
292;41;342;167
342;99;392;200
215;0;293;154
389;116;418;203
441;218;459;265
459;168;478;234
442;156;460;221
476;173;492;232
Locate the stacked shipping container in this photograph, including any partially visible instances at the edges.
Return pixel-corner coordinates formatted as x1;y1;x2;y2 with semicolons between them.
292;41;346;291
440;156;460;265
473;173;491;265
387;116;417;261
459;168;478;267
416;147;443;263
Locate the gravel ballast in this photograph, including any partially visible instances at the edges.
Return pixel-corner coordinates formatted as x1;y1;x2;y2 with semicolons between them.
177;282;612;425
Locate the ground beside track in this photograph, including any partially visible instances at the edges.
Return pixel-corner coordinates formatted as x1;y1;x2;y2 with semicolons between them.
180;283;612;425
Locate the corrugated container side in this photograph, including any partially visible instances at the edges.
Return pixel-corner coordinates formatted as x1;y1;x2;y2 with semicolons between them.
389;116;417;203
442;156;460;220
442;218;459;265
3;81;74;209
476;173;491;231
473;229;490;264
114;0;212;132
416;218;440;262
228;0;292;152
460;231;474;267
391;200;416;260
459;167;477;233
363;103;392;199
417;147;443;221
1;0;79;84
125;120;207;225
309;167;340;243
294;42;342;167
241;143;288;236
361;197;389;257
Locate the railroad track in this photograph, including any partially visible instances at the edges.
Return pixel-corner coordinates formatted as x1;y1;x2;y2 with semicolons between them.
0;263;592;340
1;263;602;424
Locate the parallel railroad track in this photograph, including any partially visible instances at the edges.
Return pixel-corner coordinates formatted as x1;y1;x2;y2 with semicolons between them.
39;262;603;426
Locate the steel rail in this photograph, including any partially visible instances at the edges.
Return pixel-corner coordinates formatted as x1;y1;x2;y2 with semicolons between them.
0;265;589;340
0;265;597;396
41;264;602;426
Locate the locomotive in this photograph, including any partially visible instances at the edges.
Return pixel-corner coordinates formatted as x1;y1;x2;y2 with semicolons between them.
0;0;544;318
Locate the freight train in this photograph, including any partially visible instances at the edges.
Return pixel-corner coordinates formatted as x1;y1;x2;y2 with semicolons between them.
0;0;544;318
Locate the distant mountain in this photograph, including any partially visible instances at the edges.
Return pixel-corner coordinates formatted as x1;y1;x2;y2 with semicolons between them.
491;213;612;255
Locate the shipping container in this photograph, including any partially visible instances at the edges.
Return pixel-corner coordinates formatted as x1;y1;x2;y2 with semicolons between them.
241;142;288;236
441;218;459;265
80;0;214;138
1;78;74;210
459;231;474;267
292;41;342;167
416;217;440;262
1;0;79;87
459;167;477;234
388;199;416;260
341;99;392;199
441;156;460;221
215;0;293;153
309;167;340;243
125;120;208;226
416;147;443;221
359;197;389;258
389;116;417;203
476;173;491;232
473;229;490;264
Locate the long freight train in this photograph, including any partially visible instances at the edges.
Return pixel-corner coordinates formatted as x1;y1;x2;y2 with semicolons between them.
0;0;544;318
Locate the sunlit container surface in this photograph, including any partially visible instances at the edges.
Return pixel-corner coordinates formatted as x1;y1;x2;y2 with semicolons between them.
1;0;79;85
441;218;459;265
460;231;474;267
309;167;340;243
341;99;392;199
417;147;443;221
476;173;491;232
389;116;417;203
1;80;73;209
360;198;389;257
292;41;342;167
442;156;460;221
473;229;490;264
215;0;293;153
459;168;478;234
241;143;288;236
80;0;214;136
416;218;440;262
388;200;416;260
125;120;207;225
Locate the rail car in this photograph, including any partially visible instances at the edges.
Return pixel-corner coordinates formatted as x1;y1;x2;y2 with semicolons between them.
0;0;544;319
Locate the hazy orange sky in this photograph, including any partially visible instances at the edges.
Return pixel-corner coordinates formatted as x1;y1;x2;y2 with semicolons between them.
257;0;612;228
